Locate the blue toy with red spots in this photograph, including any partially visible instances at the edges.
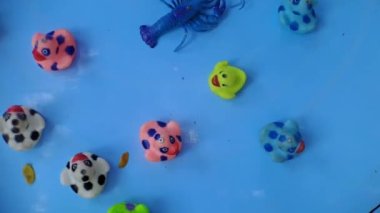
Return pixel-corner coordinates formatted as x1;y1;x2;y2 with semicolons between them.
278;0;317;33
260;120;305;162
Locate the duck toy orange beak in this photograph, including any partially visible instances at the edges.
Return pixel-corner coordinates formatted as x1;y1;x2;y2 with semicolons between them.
32;48;46;61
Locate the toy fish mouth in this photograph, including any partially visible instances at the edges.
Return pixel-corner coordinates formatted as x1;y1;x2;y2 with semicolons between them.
33;49;46;61
211;75;220;87
296;141;305;153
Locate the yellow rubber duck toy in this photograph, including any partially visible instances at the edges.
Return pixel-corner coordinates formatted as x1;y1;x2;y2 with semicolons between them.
208;61;247;100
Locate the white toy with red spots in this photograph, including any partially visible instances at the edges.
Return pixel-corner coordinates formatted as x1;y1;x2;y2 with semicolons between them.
60;152;110;199
0;105;45;151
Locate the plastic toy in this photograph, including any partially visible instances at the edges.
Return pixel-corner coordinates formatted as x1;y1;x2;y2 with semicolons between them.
32;29;77;71
23;164;36;185
260;120;305;162
140;0;245;51
208;61;247;99
140;121;182;162
119;152;129;168
60;152;110;199
108;202;150;213
278;0;317;33
0;105;45;151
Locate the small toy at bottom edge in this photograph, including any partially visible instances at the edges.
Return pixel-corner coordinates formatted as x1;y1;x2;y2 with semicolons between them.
32;29;77;71
260;120;305;162
108;202;150;213
278;0;317;33
208;61;247;100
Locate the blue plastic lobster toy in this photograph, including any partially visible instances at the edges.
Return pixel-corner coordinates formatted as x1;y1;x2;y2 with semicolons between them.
140;0;245;52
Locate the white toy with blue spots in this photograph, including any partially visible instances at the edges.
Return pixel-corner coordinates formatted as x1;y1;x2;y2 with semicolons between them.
260;120;305;162
278;0;317;33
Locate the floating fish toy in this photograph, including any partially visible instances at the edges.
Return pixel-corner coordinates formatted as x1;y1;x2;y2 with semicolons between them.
60;152;110;199
278;0;317;33
260;120;305;162
108;202;150;213
32;29;77;71
140;121;182;162
0;105;45;151
140;0;245;51
208;61;247;99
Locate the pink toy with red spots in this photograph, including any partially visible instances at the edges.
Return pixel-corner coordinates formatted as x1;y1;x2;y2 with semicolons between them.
32;29;77;71
140;121;182;162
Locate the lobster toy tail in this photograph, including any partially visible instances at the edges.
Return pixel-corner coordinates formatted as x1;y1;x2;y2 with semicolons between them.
140;25;158;48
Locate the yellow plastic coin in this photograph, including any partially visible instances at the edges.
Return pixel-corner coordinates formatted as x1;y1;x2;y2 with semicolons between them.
119;152;130;168
23;164;35;185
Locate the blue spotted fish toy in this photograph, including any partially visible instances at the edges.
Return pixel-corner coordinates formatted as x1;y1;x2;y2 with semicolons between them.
260;120;305;162
278;0;317;33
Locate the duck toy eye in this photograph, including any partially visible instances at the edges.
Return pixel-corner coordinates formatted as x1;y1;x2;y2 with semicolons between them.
84;160;93;167
169;136;175;144
41;48;50;56
71;163;77;172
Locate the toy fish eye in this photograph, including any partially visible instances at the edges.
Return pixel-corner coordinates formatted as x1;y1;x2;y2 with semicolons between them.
71;163;77;172
292;0;300;5
41;48;51;56
17;113;26;121
84;160;93;167
169;136;175;144
222;74;228;78
222;83;227;87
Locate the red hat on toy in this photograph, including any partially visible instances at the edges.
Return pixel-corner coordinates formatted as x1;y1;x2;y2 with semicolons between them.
72;153;89;163
6;105;24;113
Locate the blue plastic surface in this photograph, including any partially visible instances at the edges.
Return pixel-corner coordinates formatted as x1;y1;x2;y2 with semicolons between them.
0;0;380;212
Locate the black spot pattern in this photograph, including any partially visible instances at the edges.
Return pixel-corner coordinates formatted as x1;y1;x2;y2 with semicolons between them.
66;161;70;169
11;127;19;134
2;134;9;144
29;109;37;116
12;119;19;126
91;154;98;161
70;184;78;193
15;134;25;143
83;182;93;191
98;175;106;185
30;131;40;141
82;175;89;182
